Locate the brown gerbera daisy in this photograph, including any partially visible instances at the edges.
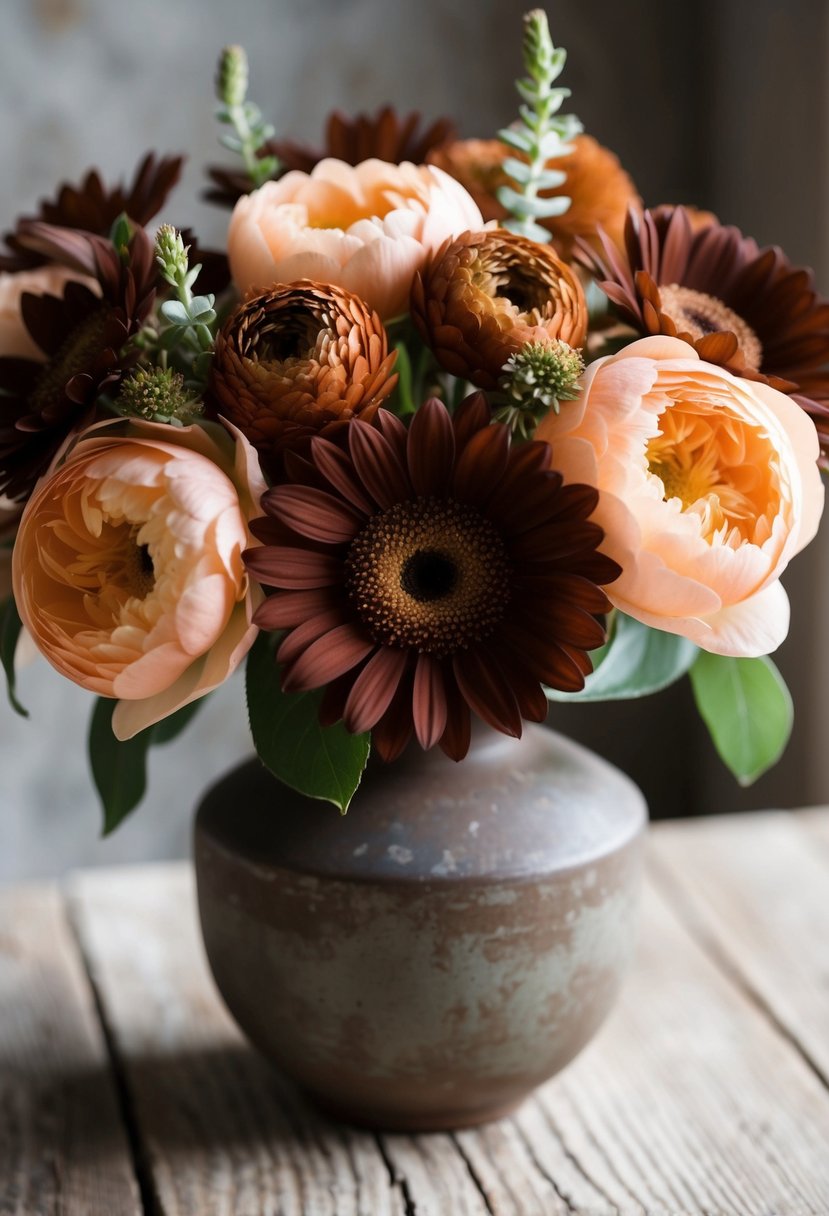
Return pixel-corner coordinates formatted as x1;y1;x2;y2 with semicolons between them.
0;221;156;503
579;204;829;461
1;152;183;272
244;395;619;762
205;107;456;209
428;135;640;258
411;228;587;390
208;281;398;475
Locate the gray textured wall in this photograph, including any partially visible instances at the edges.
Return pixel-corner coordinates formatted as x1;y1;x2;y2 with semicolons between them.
2;0;828;878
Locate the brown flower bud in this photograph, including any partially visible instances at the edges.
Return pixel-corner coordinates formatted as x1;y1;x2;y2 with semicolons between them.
411;229;587;390
209;281;398;472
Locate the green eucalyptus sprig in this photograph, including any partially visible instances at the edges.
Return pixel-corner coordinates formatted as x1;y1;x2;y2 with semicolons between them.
215;45;279;189
149;225;217;382
497;9;582;242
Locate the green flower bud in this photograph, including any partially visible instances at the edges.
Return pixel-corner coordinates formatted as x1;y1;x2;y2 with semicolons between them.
217;45;249;108
154;225;189;288
496;339;584;438
117;366;203;427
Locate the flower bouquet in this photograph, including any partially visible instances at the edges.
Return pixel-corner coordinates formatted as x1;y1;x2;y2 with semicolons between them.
2;6;826;1130
2;14;824;823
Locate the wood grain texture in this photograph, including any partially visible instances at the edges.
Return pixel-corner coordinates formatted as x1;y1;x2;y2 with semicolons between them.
0;884;140;1215
652;810;829;1085
66;823;829;1216
68;866;415;1216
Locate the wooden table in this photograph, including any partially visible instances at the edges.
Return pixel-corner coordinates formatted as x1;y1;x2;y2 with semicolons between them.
2;809;829;1215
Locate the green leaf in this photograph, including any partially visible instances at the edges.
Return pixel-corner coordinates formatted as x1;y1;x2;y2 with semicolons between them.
689;652;793;786
1;596;28;717
89;696;206;834
246;632;369;813
546;613;698;703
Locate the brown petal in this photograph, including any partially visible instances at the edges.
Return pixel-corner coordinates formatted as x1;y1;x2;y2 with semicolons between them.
278;610;345;667
252;588;335;631
349;419;410;508
407;397;455;496
311;436;374;515
453;422;510;506
343;646;408;734
453;649;522;738
438;675;472;761
282;623;374;692
244;546;341;589
264;484;362;544
412;653;449;749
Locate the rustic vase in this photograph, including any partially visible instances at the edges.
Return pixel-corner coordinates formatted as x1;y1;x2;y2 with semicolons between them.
194;723;646;1132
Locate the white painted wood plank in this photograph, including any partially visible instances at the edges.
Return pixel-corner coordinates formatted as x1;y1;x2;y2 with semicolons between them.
0;883;140;1215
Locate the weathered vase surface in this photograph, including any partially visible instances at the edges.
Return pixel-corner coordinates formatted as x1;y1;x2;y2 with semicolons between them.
194;724;646;1131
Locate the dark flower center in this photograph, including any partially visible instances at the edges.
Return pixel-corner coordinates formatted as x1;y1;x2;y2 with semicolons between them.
658;283;763;371
400;549;458;601
252;306;327;365
29;304;112;418
345;497;511;658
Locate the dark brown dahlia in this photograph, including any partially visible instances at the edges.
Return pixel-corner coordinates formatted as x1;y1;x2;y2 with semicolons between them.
429;135;641;258
205;107;456;209
579;205;829;461
208;281;398;474
244;395;620;762
0;222;157;503
1;152;183;272
411;229;588;390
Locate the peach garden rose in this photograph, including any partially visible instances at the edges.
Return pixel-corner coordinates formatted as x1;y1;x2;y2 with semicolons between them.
0;264;96;360
227;157;485;320
12;419;266;739
536;335;824;657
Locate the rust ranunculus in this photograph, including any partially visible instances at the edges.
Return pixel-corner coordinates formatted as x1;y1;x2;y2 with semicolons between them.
579;205;829;464
208;281;398;473
411;228;587;390
244;395;620;762
428;135;641;257
0;222;157;504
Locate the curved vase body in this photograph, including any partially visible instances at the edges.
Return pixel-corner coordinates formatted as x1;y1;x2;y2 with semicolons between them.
194;725;646;1131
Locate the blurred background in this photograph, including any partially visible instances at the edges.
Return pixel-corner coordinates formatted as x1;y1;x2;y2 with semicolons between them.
2;0;828;879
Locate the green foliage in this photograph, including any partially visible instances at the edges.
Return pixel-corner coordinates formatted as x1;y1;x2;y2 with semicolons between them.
1;596;28;718
214;45;279;189
89;697;205;834
690;652;793;786
497;9;582;242
546;613;698;703
246;632;370;813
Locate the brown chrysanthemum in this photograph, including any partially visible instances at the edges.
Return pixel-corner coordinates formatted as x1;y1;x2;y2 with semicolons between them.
579;205;829;462
1;152;183;272
0;222;157;503
244;394;620;762
411;228;587;390
208;281;398;473
205;106;456;208
428;135;640;258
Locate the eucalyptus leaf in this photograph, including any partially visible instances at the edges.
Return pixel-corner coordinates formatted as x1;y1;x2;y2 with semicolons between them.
546;614;698;703
1;596;28;718
689;653;793;786
498;127;534;154
246;632;369;813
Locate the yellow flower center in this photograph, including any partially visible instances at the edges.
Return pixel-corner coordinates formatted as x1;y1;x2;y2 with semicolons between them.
658;284;763;371
647;399;781;547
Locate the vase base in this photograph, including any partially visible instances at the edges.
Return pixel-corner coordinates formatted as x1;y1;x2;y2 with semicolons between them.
309;1089;526;1133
